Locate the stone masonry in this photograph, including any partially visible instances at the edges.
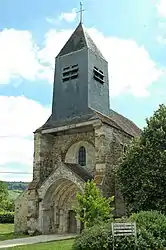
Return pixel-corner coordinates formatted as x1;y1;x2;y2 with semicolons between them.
14;20;140;234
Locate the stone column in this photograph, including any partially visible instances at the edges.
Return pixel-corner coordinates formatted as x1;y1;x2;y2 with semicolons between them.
93;121;106;186
27;189;39;235
38;201;44;233
63;209;68;233
58;209;64;233
32;133;45;183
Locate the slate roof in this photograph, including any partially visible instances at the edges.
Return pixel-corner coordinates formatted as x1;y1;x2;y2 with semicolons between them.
57;22;105;60
109;109;141;137
65;163;93;181
36;108;141;137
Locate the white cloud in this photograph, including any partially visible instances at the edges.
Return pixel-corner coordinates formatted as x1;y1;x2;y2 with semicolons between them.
0;96;50;181
157;0;166;18
0;137;33;166
46;8;77;25
0;29;40;84
59;8;77;23
157;35;166;44
0;165;32;182
0;26;162;97
0;96;50;137
39;27;162;97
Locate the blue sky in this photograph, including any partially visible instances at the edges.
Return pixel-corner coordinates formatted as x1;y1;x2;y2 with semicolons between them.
0;0;166;181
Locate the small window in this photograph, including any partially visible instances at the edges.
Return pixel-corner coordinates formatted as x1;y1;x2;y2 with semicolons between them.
123;144;128;153
78;146;86;166
62;64;79;82
93;67;104;84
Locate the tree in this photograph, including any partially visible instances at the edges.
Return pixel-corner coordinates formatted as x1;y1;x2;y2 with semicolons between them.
75;180;114;228
0;181;9;211
118;104;166;214
0;181;14;212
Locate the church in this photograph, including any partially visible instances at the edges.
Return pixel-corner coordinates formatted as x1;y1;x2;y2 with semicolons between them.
14;19;140;235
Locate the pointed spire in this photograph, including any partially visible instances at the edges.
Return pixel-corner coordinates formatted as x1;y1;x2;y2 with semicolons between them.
57;22;105;60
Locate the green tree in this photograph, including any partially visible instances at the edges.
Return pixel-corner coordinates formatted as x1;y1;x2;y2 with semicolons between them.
75;180;114;228
118;104;166;214
0;181;9;211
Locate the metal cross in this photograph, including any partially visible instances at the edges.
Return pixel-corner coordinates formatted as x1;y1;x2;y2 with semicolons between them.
77;2;85;23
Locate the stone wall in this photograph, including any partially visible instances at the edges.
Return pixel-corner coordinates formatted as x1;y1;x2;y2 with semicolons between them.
93;121;132;216
32;130;95;186
26;129;95;234
101;124;131;216
15;121;133;234
14;190;28;233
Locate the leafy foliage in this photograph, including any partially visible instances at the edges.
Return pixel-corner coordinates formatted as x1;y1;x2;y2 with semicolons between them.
75;180;114;228
0;181;15;212
73;223;112;250
0;212;14;223
73;211;166;250
129;210;166;247
0;181;8;205
118;104;166;214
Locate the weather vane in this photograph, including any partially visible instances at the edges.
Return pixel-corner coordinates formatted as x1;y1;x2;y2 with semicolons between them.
77;2;85;23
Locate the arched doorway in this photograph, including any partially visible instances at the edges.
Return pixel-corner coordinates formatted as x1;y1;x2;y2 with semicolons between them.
40;178;81;234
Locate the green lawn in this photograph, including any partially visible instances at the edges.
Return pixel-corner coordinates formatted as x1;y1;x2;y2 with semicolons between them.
8;190;22;200
0;224;74;249
0;224;27;241
5;239;74;250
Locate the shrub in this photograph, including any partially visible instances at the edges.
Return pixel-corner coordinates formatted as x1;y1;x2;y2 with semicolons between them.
0;211;14;223
73;223;113;250
73;211;166;250
129;210;166;247
75;180;114;228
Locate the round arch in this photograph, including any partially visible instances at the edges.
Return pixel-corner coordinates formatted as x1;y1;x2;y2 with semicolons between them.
65;140;96;171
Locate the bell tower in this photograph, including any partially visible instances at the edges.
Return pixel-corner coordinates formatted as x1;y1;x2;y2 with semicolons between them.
51;6;110;122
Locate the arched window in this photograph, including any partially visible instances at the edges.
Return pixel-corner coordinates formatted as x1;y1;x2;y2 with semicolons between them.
78;146;86;166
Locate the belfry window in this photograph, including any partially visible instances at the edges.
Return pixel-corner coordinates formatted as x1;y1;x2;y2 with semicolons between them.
93;66;104;84
62;64;79;82
78;146;86;166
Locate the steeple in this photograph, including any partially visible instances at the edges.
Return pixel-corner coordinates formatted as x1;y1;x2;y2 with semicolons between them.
57;22;105;60
51;19;110;122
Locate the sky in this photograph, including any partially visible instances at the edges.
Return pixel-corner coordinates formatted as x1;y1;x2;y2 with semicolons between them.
0;0;166;182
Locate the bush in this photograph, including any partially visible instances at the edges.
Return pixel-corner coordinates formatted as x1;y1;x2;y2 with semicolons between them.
73;223;113;250
73;211;166;250
72;223;138;250
129;210;166;248
0;212;14;223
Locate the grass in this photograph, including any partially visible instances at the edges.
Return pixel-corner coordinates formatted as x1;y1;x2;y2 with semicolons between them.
8;190;23;200
0;224;74;249
0;224;27;241
5;239;74;250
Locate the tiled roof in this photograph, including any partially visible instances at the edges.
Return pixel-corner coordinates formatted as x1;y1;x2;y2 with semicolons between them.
109;109;141;137
65;163;93;181
36;108;141;137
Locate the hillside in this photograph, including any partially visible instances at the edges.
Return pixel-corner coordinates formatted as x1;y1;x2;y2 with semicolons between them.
3;182;30;201
8;190;23;200
4;181;29;191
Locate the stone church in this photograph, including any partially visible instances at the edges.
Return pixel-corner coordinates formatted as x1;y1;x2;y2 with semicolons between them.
14;21;140;235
